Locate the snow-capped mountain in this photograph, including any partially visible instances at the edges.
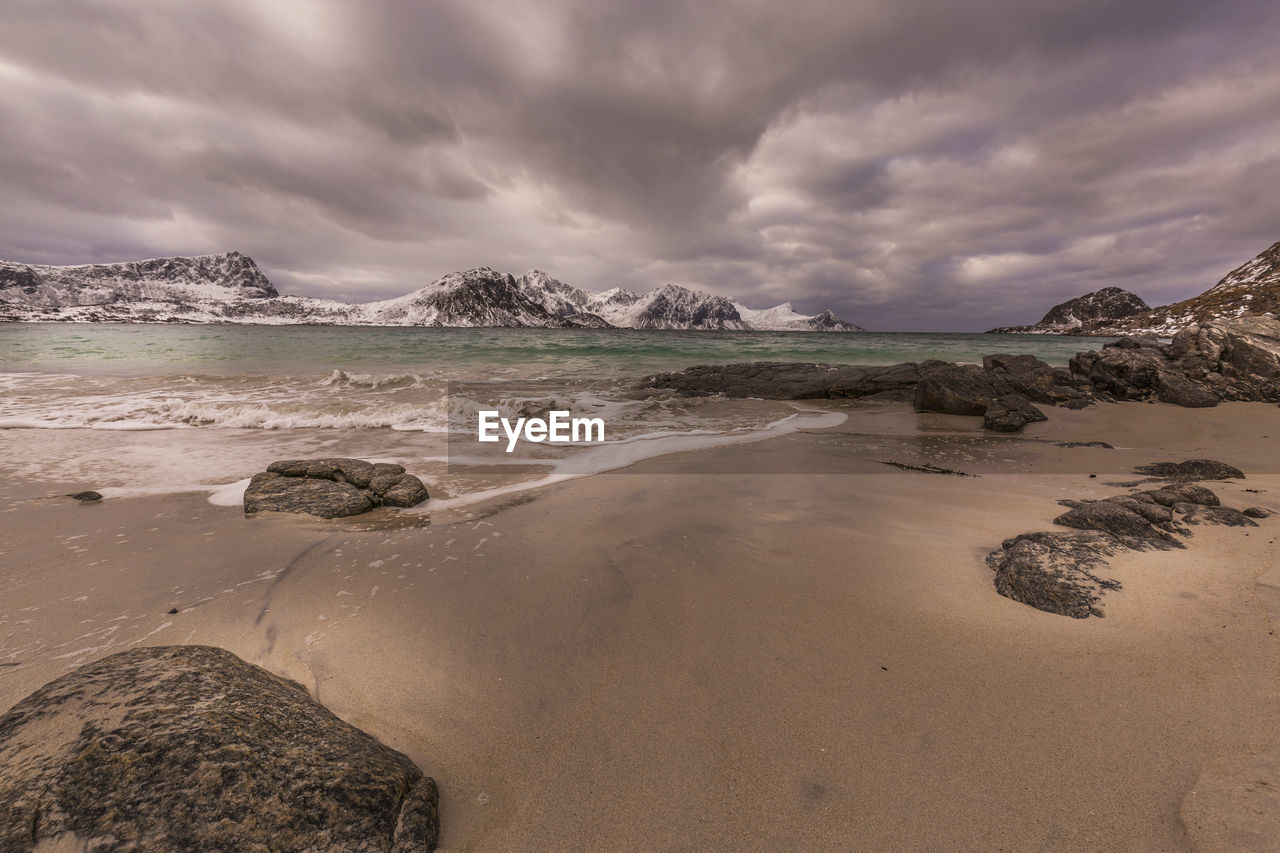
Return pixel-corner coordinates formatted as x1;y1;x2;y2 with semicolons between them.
988;287;1149;334
0;252;276;311
0;252;864;331
601;283;746;330
736;301;865;332
362;268;608;328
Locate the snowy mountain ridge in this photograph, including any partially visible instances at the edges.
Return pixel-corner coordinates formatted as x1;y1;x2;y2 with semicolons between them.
0;254;864;331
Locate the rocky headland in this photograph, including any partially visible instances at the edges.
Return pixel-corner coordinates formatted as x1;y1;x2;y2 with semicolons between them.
988;286;1150;335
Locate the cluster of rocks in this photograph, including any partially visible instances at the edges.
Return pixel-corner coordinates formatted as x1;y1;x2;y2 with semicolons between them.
0;645;440;851
642;314;1280;433
1070;314;1280;407
986;460;1272;618
244;458;429;518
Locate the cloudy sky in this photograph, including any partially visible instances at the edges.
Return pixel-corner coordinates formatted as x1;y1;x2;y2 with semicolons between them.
3;0;1279;330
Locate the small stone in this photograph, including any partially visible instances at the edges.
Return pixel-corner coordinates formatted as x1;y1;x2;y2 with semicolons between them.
67;491;102;502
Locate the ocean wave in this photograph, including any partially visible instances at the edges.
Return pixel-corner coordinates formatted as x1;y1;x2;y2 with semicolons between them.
318;369;438;390
0;398;452;431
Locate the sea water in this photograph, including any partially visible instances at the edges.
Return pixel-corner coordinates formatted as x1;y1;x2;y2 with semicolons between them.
0;323;1115;506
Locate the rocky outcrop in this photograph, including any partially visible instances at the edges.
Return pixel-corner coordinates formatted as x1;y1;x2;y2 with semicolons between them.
244;459;429;517
0;645;439;852
988;286;1150;334
983;394;1049;432
641;361;926;401
987;461;1263;618
1070;315;1280;407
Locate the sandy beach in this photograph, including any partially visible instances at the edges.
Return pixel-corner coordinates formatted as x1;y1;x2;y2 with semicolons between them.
3;399;1278;850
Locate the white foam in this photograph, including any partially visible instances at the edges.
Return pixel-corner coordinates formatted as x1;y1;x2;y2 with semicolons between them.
207;478;252;506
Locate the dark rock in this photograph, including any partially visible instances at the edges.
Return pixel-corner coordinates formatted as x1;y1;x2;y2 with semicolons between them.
986;531;1122;618
1142;484;1221;507
377;474;431;508
67;491;102;502
0;645;439;852
981;353;1092;406
827;362;924;399
1153;369;1219;407
1244;507;1275;518
1103;496;1174;524
1056;441;1114;449
244;472;376;518
268;457;378;489
1134;459;1245;481
1053;500;1183;549
1179;505;1259;527
1069;340;1167;400
913;363;1001;416
1070;315;1280;403
990;478;1273;617
641;361;923;400
982;394;1048;432
248;459;429;517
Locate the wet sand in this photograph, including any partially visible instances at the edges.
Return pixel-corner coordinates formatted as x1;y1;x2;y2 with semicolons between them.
2;401;1279;850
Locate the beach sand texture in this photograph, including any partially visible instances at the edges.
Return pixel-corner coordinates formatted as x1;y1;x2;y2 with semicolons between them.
2;400;1279;850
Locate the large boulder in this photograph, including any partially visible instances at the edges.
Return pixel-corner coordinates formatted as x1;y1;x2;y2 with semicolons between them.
1153;369;1219;407
983;393;1048;432
981;353;1092;407
912;363;1002;416
986;531;1121;619
0;645;440;852
245;459;429;517
245;473;377;518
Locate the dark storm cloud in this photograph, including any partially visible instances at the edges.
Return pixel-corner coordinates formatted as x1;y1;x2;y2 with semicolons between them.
1;0;1278;327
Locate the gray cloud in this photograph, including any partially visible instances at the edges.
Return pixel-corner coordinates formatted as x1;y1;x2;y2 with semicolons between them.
1;0;1278;328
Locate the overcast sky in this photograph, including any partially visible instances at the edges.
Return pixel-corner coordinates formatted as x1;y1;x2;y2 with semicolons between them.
2;0;1279;330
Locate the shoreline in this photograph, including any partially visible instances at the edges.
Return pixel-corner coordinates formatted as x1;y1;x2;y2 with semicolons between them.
3;399;1279;849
